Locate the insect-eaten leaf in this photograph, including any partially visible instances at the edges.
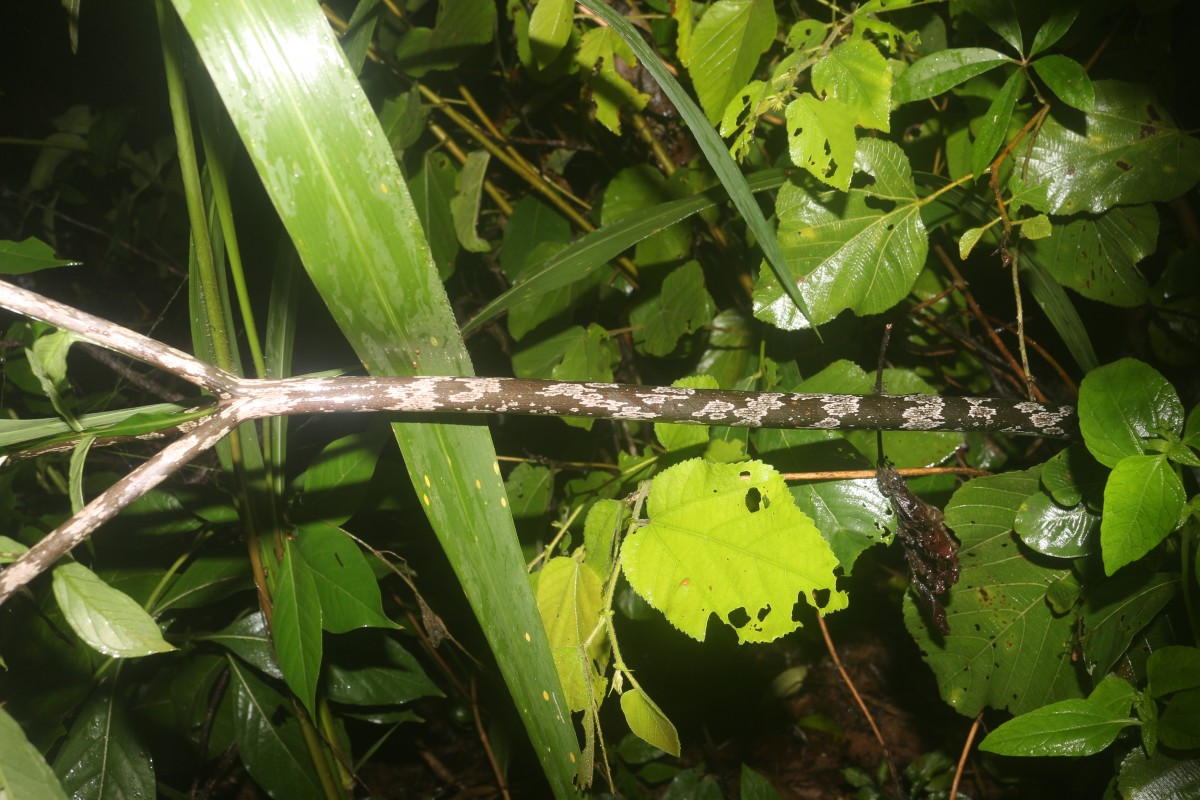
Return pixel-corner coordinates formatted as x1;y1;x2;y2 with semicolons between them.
622;459;847;644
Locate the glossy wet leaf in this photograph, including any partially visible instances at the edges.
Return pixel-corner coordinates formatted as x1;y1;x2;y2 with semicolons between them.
204;612;283;679
154;554;253;614
1078;358;1184;468
1014;489;1099;558
52;562;176;658
980;677;1135;757
893;47;1009;103
1025;204;1157;307
1033;54;1095;112
0;237;81;274
790;478;892;573
272;539;323;715
1042;445;1108;510
52;685;154;800
623;459;847;643
1118;750;1200;800
294;522;396;632
1009;81;1200;215
620;687;681;756
906;469;1083;717
0;706;69;800
630;261;716;356
685;0;776;125
411;150;460;280
1101;455;1185;574
228;657;323;799
1030;4;1078;56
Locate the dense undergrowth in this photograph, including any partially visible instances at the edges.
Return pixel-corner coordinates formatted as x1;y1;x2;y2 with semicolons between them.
1;0;1199;798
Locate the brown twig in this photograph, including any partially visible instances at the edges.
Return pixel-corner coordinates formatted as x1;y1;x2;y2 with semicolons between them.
816;611;902;798
780;466;989;481
471;676;512;800
950;713;984;800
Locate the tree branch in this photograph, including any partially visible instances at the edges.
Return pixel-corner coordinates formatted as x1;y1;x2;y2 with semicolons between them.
0;278;1077;605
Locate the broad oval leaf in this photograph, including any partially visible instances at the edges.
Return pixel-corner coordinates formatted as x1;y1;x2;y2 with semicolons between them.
1032;54;1095;112
0;238;81;275
1118;750;1200;800
324;633;443;706
1009;81;1200;215
622;459;847;644
228;657;323;800
785;94;857;190
790;478;892;573
1148;646;1200;698
537;556;606;710
811;39;892;131
1014;488;1099;558
203;611;284;679
1159;689;1200;750
52;562;176;658
685;0;776;125
1078;358;1184;468
906;469;1084;717
630;261;716;356
293;521;396;632
1024;204;1157;307
893;47;1010;103
980;703;1128;757
754;139;928;329
619;687;681;756
1100;455;1186;575
1081;571;1178;679
52;686;154;800
528;0;574;69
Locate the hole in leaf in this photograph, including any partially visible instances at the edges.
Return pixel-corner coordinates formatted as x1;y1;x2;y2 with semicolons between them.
756;605;771;622
728;607;750;628
824;158;838;178
863;195;895;213
745;487;764;512
812;588;830;609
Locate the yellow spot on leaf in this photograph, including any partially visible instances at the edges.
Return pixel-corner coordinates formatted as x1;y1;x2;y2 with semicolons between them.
501;497;508;508
380;183;388;193
424;474;431;488
542;690;550;701
524;631;531;642
422;494;430;506
430;336;439;346
493;462;501;475
475;479;482;489
569;752;576;763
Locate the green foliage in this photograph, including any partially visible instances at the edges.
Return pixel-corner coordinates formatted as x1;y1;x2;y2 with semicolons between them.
4;0;1200;796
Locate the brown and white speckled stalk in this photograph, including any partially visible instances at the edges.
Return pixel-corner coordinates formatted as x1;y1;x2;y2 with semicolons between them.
0;279;1076;605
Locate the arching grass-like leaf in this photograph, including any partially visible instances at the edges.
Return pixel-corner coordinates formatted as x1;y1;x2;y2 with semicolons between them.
172;1;583;790
576;0;816;330
464;169;790;336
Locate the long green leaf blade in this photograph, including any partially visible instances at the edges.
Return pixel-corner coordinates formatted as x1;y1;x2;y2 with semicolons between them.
170;1;581;794
576;0;817;331
464;169;789;335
